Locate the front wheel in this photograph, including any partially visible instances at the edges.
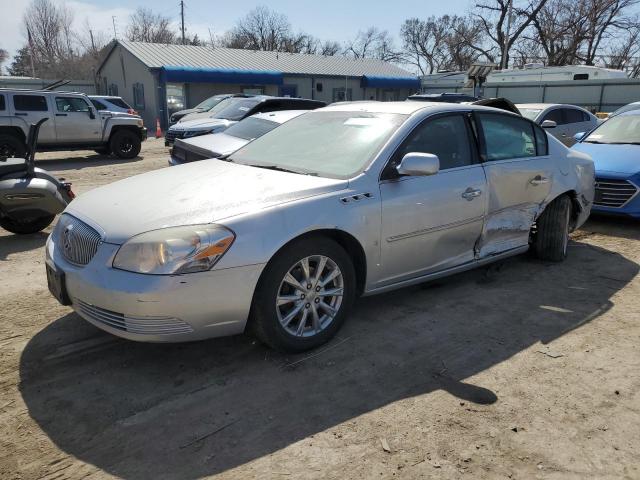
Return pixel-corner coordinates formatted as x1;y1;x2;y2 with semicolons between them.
533;195;571;262
0;134;27;158
250;237;356;352
109;130;141;159
0;214;55;234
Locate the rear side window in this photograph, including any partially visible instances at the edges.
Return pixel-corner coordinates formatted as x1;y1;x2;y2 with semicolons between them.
224;117;279;140
91;99;107;110
390;114;473;173
477;113;536;161
533;124;549;156
0;95;5;111
109;98;131;109
564;108;586;124
56;97;90;112
14;95;48;111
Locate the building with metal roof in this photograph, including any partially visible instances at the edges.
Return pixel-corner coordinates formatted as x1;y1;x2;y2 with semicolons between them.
96;40;420;130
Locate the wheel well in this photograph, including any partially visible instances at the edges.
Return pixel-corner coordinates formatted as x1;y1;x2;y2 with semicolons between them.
0;127;26;143
271;229;368;296
109;125;140;140
556;190;581;229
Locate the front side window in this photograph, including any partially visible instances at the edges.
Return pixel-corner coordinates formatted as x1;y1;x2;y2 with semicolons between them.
56;97;90;112
478;113;536;161
519;108;542;121
14;95;48;111
230;111;406;179
564;108;586;124
541;109;564;125
389;114;473;174
533;124;549;156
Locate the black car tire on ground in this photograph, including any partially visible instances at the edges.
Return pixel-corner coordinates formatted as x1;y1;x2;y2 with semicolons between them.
0;214;55;234
109;130;141;159
534;194;572;262
250;236;356;353
0;134;27;159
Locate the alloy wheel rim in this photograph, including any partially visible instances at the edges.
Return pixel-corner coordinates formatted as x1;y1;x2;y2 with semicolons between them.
276;255;344;337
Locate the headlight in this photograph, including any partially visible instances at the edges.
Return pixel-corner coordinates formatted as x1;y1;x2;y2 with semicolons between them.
137;119;143;127
113;225;235;275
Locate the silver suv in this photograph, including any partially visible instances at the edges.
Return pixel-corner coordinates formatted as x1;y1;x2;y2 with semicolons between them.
0;89;147;159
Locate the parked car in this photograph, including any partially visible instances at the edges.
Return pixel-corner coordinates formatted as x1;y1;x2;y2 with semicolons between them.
89;95;138;115
607;101;640;119
169;110;309;166
169;94;252;124
45;102;594;352
165;96;326;145
407;92;480;103
517;103;598;146
572;110;640;218
0;89;146;159
470;97;520;115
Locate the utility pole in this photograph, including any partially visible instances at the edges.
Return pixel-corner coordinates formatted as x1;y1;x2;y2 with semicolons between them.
112;16;118;40
180;1;186;45
89;29;96;54
501;0;513;70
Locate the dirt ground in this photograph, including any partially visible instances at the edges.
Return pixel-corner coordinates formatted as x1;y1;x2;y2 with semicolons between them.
1;140;639;479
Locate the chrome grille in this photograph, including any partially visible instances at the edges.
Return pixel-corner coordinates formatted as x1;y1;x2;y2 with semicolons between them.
594;178;638;208
57;215;102;265
75;300;193;335
165;130;185;144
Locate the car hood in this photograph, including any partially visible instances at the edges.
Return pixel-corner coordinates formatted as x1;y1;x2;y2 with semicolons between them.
572;142;640;175
176;133;248;157
171;118;233;132
66;161;348;244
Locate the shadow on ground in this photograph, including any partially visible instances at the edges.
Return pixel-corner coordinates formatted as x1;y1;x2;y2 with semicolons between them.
19;240;638;478
0;231;48;260
580;214;639;241
35;154;142;171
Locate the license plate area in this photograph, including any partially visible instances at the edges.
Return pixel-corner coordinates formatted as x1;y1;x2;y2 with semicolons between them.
46;263;71;305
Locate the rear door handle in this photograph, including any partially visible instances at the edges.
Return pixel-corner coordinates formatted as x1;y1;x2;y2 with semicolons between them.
56;113;67;117
15;112;28;116
530;175;549;185
462;187;482;201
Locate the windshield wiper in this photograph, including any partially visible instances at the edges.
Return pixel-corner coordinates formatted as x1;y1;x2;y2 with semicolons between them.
248;164;306;175
608;142;640;145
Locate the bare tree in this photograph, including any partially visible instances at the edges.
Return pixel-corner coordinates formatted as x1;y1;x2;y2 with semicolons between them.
475;0;549;68
346;27;401;62
605;15;640;71
126;8;177;44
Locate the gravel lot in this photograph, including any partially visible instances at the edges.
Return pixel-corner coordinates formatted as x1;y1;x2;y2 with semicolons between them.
1;140;639;479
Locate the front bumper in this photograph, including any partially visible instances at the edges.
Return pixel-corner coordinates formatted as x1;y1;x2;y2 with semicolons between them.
140;127;148;141
592;173;640;218
45;234;265;342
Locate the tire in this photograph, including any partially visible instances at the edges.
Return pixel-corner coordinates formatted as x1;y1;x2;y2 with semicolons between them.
109;130;141;159
250;237;356;352
94;147;111;155
534;195;571;262
0;134;27;158
0;214;55;234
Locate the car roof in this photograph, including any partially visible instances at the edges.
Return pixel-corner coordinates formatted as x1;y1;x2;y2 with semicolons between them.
515;103;590;110
320;101;505;115
89;95;122;100
250;110;309;123
618;109;640;117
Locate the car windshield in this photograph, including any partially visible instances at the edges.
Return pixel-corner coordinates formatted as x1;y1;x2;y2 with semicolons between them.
195;95;227;111
229;111;406;179
519;108;542;121
224;117;279;140
208;98;260;121
610;103;640;117
584;115;640;144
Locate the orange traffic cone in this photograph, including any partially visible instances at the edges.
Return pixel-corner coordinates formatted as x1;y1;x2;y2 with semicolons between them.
155;118;162;139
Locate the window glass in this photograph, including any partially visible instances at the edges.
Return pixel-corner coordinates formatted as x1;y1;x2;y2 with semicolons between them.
564;108;586;124
519;108;542;121
224;117;279;140
133;83;145;110
91;99;107;110
478;113;537;161
109;98;131;109
14;95;48;111
209;98;261;121
230;111;406;179
392;115;473;171
533;124;549;155
541;109;564;125
584;115;640;144
56;97;90;112
0;95;5;111
195;95;226;110
611;103;640;117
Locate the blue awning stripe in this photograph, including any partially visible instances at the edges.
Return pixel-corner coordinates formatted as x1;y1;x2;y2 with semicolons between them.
361;75;421;89
160;66;284;85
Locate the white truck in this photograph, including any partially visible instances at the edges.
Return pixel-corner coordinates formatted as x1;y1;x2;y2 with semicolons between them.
0;89;147;159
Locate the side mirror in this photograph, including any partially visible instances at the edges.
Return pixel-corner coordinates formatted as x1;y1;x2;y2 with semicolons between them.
396;152;440;176
573;132;586;142
541;120;557;129
88;107;96;119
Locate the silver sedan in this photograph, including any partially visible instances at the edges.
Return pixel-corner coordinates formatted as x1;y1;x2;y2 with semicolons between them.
45;102;595;352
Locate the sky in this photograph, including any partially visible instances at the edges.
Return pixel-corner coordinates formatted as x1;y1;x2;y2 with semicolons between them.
2;0;472;62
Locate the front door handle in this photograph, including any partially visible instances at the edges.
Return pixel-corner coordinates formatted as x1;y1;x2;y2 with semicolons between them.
462;187;482;201
530;175;549;186
56;113;67;117
15;112;28;116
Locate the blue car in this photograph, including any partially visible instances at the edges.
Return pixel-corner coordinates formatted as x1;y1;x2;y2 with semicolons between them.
572;111;640;218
